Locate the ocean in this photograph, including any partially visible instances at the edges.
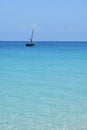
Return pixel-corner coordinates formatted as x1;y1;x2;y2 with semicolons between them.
0;41;87;130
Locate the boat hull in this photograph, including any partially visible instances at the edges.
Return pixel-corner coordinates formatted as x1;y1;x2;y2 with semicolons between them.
26;43;35;47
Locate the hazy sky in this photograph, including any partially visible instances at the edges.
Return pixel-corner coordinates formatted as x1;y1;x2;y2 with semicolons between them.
0;0;87;41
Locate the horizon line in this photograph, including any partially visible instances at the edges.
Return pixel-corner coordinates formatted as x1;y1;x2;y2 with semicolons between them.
0;40;87;42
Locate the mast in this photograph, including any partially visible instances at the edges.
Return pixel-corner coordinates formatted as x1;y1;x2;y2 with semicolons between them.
30;30;34;43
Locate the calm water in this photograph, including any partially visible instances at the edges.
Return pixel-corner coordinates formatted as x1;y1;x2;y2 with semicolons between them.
0;41;87;130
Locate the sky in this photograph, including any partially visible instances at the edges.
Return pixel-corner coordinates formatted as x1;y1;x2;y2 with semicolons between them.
0;0;87;41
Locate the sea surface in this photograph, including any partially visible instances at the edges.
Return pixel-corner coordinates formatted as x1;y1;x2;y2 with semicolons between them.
0;41;87;130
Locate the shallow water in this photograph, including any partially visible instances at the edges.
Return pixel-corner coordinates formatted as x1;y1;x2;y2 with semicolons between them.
0;41;87;130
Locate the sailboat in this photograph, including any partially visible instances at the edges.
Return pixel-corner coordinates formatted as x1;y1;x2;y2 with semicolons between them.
26;30;35;46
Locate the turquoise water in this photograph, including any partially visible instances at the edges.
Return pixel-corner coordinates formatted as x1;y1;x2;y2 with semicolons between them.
0;41;87;130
